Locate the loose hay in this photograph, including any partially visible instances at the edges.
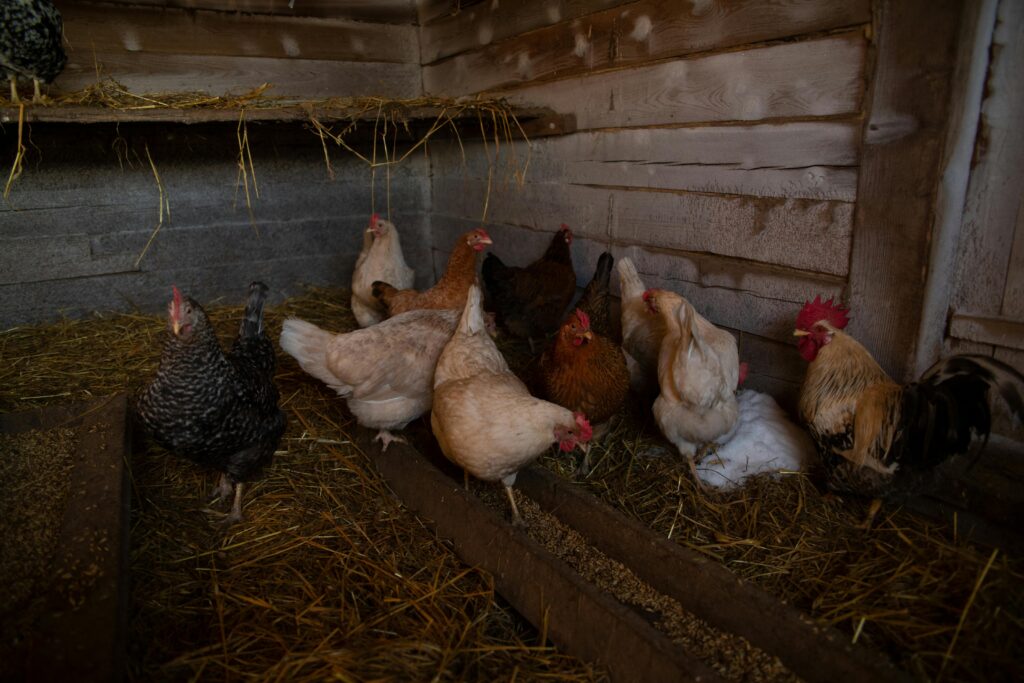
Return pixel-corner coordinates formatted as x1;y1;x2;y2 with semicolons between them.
1;286;1021;682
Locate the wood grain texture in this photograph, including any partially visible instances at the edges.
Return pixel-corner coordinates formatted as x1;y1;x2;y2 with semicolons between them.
480;33;865;129
55;52;422;99
422;0;869;93
845;0;966;380
55;0;418;22
431;176;853;275
59;4;418;64
429;122;859;200
948;313;1024;351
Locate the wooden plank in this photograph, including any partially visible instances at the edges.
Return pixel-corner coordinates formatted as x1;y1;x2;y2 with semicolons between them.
56;0;418;23
431;217;845;342
423;0;869;93
430;176;854;275
845;0;967;380
429;121;860;200
360;432;725;683
1002;189;1024;318
949;313;1024;351
60;4;418;64
55;51;422;99
515;466;909;683
420;0;627;62
483;33;865;129
738;332;807;386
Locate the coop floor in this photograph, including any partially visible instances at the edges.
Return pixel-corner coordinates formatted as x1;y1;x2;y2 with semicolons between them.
0;286;1020;682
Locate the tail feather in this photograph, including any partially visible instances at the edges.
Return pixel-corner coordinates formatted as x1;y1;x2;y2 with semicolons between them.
238;281;269;338
279;318;347;392
922;354;1024;420
578;252;614;336
458;285;486;336
590;252;613;290
616;257;645;300
481;253;509;286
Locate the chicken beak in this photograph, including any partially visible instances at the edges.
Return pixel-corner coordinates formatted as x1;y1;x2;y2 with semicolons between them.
172;319;181;336
583;330;593;341
793;330;810;337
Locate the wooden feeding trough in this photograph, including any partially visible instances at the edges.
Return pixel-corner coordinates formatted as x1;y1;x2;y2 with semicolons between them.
357;429;908;683
0;395;132;683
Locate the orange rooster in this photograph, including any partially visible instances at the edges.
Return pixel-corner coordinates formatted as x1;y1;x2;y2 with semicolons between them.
372;228;491;317
795;296;1024;511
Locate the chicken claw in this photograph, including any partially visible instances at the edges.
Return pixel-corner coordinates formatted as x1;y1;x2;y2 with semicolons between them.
504;484;527;528
374;430;407;451
209;473;234;505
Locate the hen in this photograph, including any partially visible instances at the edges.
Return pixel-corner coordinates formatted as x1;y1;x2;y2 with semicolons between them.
351;213;415;328
136;282;286;523
372;228;491;317
431;285;593;525
617;257;667;397
482;224;576;348
645;288;741;489
795;297;1024;513
1;0;66;103
280;308;458;449
575;251;615;337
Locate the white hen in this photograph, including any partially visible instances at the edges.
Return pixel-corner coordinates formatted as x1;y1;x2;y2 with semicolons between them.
617;257;666;396
351;214;415;327
431;285;592;525
280;308;457;449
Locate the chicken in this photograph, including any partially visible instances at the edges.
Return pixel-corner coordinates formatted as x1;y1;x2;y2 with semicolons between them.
482;225;576;347
351;213;415;328
136;282;286;524
575;251;615;337
372;228;491;317
645;288;740;489
795;296;1024;510
431;284;593;526
1;0;66;103
617;257;667;397
279;308;458;449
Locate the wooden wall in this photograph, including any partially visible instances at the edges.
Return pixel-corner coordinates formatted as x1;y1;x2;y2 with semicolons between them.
420;0;871;404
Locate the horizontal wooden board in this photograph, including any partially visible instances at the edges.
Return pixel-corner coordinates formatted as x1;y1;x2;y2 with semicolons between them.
55;51;421;99
423;1;869;93
60;4;418;64
949;313;1024;352
56;0;418;23
428;121;860;200
431;217;844;342
481;32;865;129
431;176;853;275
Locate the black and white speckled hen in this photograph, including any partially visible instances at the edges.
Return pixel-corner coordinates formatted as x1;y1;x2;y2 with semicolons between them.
1;0;67;103
136;282;286;524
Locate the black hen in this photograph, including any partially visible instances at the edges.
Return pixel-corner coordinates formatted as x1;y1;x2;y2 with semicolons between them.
575;251;614;338
136;282;286;523
1;0;66;103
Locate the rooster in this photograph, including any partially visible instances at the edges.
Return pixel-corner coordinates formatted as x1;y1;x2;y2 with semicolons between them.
279;308;458;450
482;224;576;349
351;213;414;328
372;228;491;318
645;288;741;489
795;296;1024;510
136;283;286;524
431;285;593;526
617;257;667;397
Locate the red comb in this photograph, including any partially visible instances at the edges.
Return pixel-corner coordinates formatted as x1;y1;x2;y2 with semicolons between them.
642;289;654;302
370;212;380;224
574;308;590;330
476;227;491;239
172;285;182;306
796;295;850;331
574;413;593;442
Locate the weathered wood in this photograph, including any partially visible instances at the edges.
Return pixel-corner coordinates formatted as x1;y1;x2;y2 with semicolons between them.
488;32;865;129
359;431;725;683
737;331;807;386
430;121;860;200
845;0;967;380
0;395;131;683
55;51;422;99
56;0;418;22
423;0;869;94
60;4;418;64
516;466;909;683
948;313;1024;352
1005;202;1024;319
432;218;844;342
431;176;854;275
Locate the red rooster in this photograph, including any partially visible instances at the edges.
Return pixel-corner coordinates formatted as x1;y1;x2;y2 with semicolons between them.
795;296;1024;508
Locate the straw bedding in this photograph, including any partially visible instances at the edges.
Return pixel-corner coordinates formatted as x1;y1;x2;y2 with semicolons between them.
1;286;1021;682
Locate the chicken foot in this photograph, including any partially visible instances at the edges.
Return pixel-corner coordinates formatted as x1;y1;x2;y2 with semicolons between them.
226;483;245;525
504;485;527;528
856;498;883;530
209;473;234;505
8;77;19;104
374;430;407;451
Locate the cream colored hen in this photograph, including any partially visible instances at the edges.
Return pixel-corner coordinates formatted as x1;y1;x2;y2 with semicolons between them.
431;285;592;525
351;214;415;328
646;289;740;489
280;309;457;449
617;257;666;397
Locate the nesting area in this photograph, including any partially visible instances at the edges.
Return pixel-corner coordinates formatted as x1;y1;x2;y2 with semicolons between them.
0;286;1020;682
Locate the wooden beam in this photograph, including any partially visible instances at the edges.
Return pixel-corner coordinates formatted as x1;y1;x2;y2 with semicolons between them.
948;313;1024;351
845;0;968;380
491;32;866;129
422;0;870;94
55;0;418;23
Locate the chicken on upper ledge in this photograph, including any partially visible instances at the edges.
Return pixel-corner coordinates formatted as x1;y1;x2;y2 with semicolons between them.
372;227;491;317
482;224;576;349
646;288;740;490
1;0;66;103
432;284;593;526
351;213;415;328
279;307;459;450
136;282;286;524
795;296;1024;517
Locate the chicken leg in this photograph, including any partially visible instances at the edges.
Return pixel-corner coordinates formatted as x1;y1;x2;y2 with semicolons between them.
375;429;407;451
501;473;526;527
226;483;245;525
209;473;234;505
8;76;19;104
